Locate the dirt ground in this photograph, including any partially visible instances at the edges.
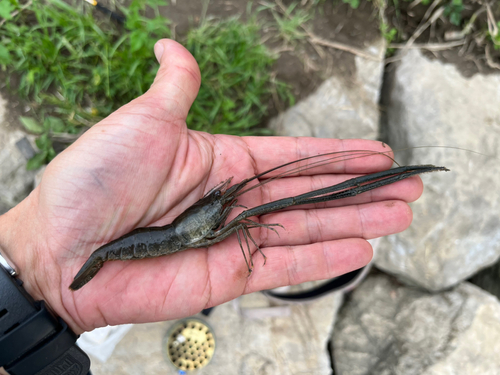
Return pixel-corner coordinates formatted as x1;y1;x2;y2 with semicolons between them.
164;0;382;109
163;0;500;91
385;0;500;77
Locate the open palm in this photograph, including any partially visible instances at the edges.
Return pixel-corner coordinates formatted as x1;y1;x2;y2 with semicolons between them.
0;40;423;334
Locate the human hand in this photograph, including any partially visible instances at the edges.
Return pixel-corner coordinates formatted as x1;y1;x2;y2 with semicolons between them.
0;39;423;334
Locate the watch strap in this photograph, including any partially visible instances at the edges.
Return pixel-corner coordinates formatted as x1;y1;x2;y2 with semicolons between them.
0;265;91;375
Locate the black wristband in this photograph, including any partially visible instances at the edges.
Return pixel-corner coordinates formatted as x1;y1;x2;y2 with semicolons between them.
0;264;91;375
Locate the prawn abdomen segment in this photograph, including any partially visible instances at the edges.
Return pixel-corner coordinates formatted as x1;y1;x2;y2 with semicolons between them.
69;250;106;291
69;225;185;290
103;225;185;260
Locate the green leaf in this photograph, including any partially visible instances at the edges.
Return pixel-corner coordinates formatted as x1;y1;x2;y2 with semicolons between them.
43;116;65;133
0;0;14;20
48;146;57;160
450;12;461;26
35;133;51;151
0;44;11;65
222;98;236;111
342;0;359;9
147;0;167;6
20;116;44;134
26;151;48;170
129;30;147;52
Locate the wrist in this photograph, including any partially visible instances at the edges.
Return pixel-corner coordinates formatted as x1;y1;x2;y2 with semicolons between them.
0;191;45;305
0;192;88;334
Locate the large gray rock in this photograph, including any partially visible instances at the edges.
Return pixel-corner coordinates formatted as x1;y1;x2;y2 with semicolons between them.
332;274;500;375
377;49;500;291
269;39;385;140
204;293;342;375
90;292;343;374
0;93;37;214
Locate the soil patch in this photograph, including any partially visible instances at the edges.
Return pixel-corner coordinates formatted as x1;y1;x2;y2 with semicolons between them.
162;0;382;104
0;78;26;133
385;0;500;77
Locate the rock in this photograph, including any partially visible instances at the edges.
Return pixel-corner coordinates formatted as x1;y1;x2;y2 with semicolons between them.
203;293;342;375
90;292;343;375
331;274;500;375
0;93;37;214
269;38;386;140
377;49;500;291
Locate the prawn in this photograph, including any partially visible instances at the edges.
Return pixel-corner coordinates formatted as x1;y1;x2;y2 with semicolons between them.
69;149;448;290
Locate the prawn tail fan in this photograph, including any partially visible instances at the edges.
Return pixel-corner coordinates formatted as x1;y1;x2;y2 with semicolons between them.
69;256;105;291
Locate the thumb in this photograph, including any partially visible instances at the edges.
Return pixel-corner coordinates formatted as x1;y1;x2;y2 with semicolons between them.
141;39;201;121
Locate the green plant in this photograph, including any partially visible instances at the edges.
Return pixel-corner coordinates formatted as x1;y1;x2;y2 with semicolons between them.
19;116;59;169
342;0;361;9
444;0;463;26
380;19;397;55
270;2;311;44
380;21;397;44
0;0;170;168
0;0;16;21
185;17;293;135
1;0;294;169
489;21;500;50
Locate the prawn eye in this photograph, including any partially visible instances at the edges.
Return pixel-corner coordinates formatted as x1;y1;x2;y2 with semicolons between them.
213;190;221;198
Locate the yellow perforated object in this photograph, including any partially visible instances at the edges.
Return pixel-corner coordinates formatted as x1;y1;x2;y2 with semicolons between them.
164;319;215;371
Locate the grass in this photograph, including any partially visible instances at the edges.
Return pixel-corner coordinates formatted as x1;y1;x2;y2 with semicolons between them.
0;0;293;169
186;17;293;135
270;2;311;44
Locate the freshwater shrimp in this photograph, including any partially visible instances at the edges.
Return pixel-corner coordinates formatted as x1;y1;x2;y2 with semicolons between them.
69;149;448;290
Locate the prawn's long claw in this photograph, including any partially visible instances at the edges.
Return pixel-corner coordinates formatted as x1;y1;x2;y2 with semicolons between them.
69;254;105;291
